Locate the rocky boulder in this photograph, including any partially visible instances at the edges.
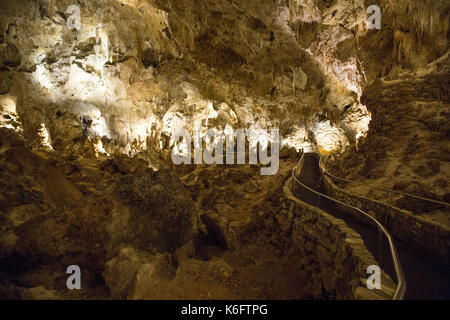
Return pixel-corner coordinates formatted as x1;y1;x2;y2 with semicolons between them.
0;43;21;68
112;169;202;253
103;247;175;299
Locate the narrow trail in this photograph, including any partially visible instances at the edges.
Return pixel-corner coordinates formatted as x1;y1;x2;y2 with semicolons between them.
291;153;450;300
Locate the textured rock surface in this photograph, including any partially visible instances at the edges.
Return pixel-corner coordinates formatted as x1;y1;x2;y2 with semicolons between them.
0;0;376;160
327;56;450;227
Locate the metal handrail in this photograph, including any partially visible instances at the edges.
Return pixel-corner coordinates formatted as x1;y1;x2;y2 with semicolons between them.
319;157;450;207
291;156;406;300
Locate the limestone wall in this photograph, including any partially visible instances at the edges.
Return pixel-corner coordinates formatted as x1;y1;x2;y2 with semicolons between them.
281;177;396;300
322;176;450;264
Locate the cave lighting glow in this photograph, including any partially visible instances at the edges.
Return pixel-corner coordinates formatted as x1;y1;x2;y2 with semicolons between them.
90;115;111;139
33;64;54;91
93;137;109;157
313;120;349;154
0;96;17;114
67;64;108;101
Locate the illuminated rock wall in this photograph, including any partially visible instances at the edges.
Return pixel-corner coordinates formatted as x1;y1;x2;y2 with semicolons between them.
0;0;378;164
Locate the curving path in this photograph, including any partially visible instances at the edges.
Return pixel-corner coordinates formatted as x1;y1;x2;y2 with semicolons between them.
291;153;450;300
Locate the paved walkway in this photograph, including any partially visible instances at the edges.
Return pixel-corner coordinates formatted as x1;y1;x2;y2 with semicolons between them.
291;153;450;299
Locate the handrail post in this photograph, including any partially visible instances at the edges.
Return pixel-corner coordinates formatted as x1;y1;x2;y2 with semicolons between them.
385;191;392;227
379;192;392;266
378;226;383;266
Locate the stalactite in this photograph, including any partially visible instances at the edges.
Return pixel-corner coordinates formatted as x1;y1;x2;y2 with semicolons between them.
49;0;54;21
271;64;274;86
289;66;296;97
288;0;295;27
